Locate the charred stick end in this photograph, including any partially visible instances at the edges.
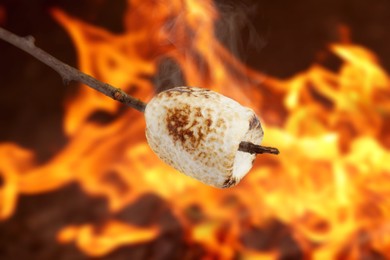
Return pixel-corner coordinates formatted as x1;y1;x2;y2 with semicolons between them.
238;141;279;155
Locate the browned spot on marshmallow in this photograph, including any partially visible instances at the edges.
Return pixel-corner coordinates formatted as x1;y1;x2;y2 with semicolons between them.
222;176;237;188
166;105;191;144
194;107;202;117
249;114;260;130
166;104;214;152
164;91;173;98
205;118;212;127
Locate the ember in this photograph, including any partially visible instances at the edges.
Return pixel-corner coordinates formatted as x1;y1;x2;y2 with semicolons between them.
1;0;390;259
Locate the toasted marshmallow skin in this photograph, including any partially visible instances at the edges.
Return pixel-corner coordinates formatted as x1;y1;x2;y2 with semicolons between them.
145;86;263;188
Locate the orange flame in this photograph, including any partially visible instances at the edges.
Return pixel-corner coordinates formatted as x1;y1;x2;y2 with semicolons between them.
1;0;390;258
57;221;159;257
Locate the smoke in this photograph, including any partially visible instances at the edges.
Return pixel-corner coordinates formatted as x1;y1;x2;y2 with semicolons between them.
214;0;267;63
153;58;186;93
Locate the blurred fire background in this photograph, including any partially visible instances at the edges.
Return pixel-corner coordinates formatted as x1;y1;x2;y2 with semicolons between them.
0;0;389;259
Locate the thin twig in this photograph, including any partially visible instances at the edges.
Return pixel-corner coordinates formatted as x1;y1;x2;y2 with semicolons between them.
0;26;279;156
238;142;280;155
0;26;147;112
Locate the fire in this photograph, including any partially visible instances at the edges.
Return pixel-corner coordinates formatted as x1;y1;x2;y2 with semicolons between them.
1;0;390;258
57;220;159;257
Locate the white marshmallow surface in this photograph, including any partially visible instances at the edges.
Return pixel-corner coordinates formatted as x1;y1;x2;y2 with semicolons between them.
145;86;264;188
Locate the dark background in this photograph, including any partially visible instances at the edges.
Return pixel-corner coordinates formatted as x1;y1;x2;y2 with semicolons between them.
0;0;389;259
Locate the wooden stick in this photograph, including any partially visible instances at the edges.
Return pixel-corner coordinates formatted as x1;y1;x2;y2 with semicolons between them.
0;26;147;112
238;142;279;155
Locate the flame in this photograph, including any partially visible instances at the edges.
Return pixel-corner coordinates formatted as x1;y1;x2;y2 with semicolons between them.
1;0;390;258
57;221;159;257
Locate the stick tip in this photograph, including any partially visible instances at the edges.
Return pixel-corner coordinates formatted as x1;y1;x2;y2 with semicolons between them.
238;141;280;155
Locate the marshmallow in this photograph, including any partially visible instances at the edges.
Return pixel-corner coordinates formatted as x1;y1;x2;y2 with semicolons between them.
145;86;263;188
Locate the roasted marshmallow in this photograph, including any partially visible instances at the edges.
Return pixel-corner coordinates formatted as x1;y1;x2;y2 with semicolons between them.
145;86;263;188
